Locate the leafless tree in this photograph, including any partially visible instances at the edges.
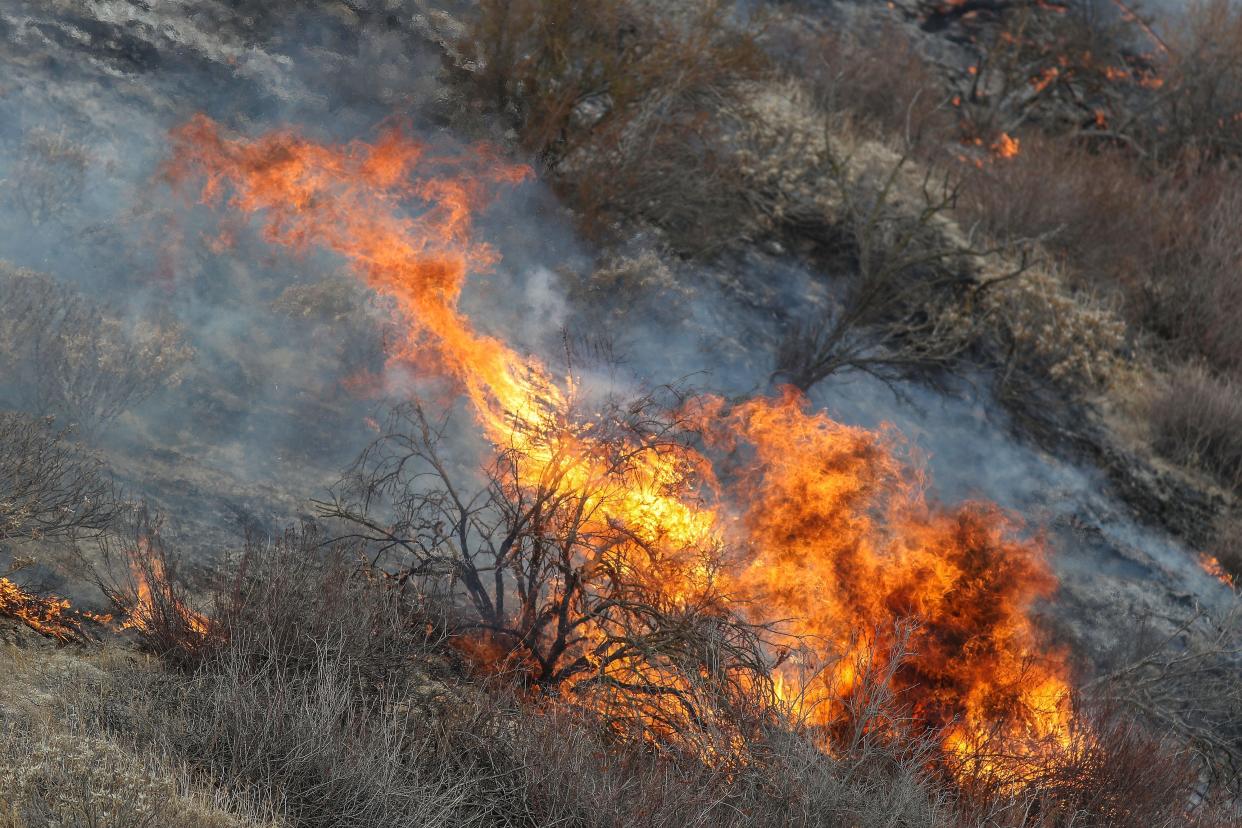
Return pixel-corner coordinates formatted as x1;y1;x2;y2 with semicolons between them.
316;396;778;736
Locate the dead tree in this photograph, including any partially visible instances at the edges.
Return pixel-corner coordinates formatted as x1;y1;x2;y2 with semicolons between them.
316;396;778;737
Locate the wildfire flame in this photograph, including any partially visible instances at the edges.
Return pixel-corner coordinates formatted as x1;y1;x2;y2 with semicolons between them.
0;536;207;642
120;534;209;638
165;117;1075;782
1198;554;1236;589
0;576;83;642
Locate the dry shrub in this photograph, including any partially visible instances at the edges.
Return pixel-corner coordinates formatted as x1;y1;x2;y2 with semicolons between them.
0;724;264;828
204;524;445;685
271;277;394;377
957;136;1162;287
0;411;115;541
777;17;955;149
978;261;1126;390
1144;0;1242;165
4;127;90;226
468;0;770;253
1143;178;1242;374
1148;364;1242;494
170;641;478;828
0;646;275;828
0;264;193;436
957;133;1242;381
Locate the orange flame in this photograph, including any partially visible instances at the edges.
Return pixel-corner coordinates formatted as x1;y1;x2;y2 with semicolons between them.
991;132;1021;159
166;118;1075;782
121;535;209;637
0;577;83;641
1198;554;1235;588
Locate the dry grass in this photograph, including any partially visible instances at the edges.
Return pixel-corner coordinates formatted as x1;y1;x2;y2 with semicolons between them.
1148;364;1242;495
0;644;276;828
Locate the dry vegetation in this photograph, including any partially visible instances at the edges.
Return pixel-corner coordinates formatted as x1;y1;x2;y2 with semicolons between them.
5;0;1242;825
4;524;1235;827
0;264;193;437
466;0;1242;576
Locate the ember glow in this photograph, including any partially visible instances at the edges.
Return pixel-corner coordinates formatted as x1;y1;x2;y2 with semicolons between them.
166;118;1074;781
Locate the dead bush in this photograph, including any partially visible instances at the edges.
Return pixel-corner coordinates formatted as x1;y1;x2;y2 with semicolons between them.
205;524;445;686
1084;605;1242;796
1139;0;1242;165
4;127;90;226
172;640;479;828
1148;364;1242;495
1142;177;1242;374
0;720;268;828
271;277;394;380
0;265;193;436
980;261;1126;390
0;411;115;541
774;145;1004;391
777;18;955;151
957;136;1163;287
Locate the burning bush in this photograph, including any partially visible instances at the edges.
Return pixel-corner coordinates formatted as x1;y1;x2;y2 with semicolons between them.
159;113;1242;817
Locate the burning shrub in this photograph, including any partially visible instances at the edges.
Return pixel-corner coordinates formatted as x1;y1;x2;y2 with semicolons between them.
0;264;193;436
167;115;1089;788
319;398;778;745
954;706;1228;828
91;509;209;665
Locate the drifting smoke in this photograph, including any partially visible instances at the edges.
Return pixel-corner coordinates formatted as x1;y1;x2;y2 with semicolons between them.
164;117;1074;778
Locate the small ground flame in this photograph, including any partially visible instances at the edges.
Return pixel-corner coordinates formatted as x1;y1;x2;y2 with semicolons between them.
0;577;82;641
1199;554;1236;589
